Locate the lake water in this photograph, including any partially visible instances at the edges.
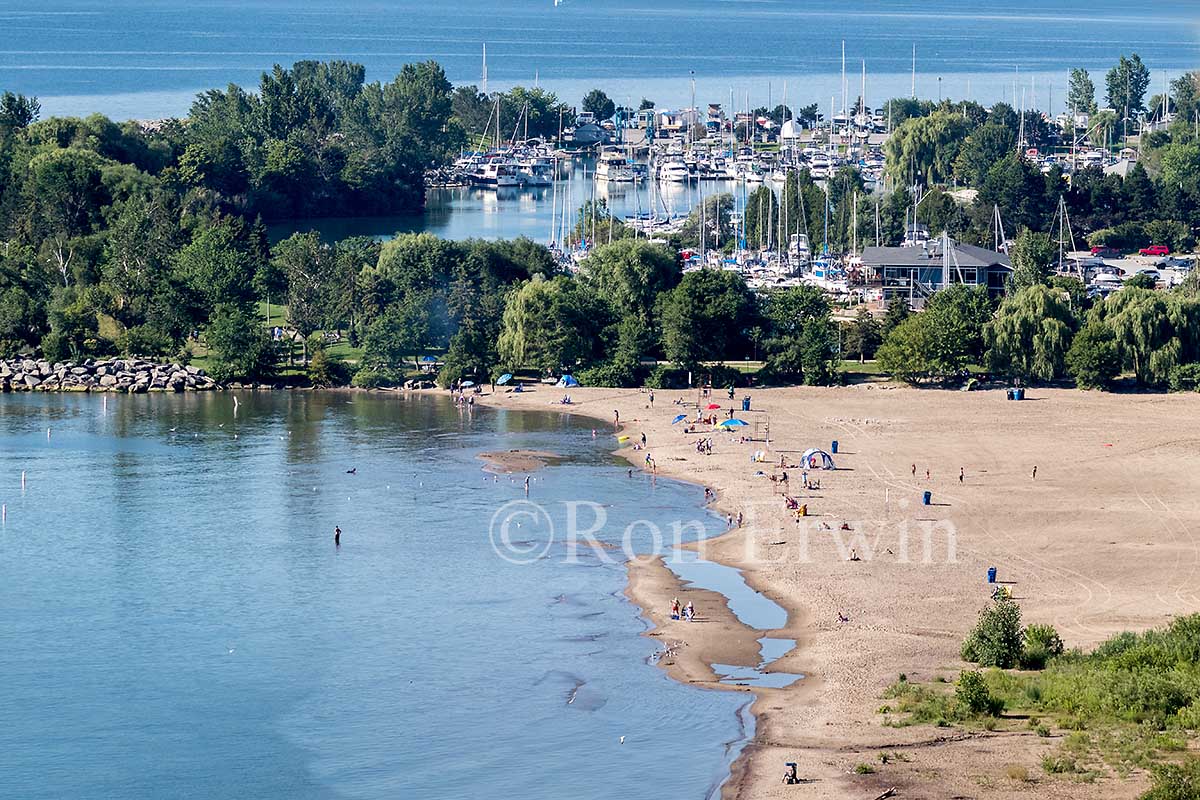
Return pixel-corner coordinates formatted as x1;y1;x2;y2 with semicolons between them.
268;159;743;244
4;0;1197;120
0;391;751;800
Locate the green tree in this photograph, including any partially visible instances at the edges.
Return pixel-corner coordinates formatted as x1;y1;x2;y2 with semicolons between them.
581;89;615;121
173;216;261;323
953;123;1017;187
843;306;882;362
1105;54;1151;120
1067;68;1098;115
205;303;277;382
362;293;434;369
1066;319;1121;389
985;284;1077;381
272;231;336;363
497;275;608;373
657;270;756;369
884;111;975;187
1008;229;1055;291
961;598;1024;669
1171;72;1200;125
882;295;911;334
578;239;679;323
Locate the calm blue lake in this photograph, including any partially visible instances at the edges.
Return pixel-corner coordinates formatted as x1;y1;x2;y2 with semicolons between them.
0;391;748;800
3;0;1197;120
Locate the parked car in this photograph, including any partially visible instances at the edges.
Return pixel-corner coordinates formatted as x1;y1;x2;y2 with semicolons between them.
1139;245;1170;256
1090;245;1122;257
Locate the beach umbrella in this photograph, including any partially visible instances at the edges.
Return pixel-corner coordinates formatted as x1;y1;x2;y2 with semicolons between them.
461;380;476;388
420;355;438;363
718;418;749;428
672;414;687;424
497;373;513;386
706;403;721;410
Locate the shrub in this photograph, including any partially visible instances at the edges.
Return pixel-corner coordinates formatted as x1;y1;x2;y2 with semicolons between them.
1005;764;1031;782
853;762;875;774
961;598;1024;668
956;670;1004;716
644;364;688;389
1168;364;1200;393
577;359;641;388
1142;758;1200;800
119;324;172;357
350;366;402;388
308;348;352;387
1021;623;1065;670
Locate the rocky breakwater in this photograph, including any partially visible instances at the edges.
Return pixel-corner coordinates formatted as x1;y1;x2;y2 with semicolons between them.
0;358;220;393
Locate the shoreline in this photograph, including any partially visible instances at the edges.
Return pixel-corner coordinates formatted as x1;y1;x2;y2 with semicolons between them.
470;382;1200;798
473;386;815;798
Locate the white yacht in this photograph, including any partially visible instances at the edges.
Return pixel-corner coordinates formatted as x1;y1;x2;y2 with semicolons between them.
595;150;637;183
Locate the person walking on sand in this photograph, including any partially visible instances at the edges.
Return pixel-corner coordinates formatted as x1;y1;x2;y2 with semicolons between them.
911;463;916;477
684;601;695;621
1032;465;1038;480
925;468;930;480
736;511;744;528
640;432;646;447
334;526;341;547
671;597;681;619
524;476;530;495
648;390;655;407
959;467;964;484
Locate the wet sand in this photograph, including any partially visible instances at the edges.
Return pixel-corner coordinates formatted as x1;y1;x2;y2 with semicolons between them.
477;449;561;473
475;383;1200;799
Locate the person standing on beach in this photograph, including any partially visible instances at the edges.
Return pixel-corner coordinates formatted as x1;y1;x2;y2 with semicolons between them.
684;601;695;621
959;467;964;484
648;390;655;407
911;463;916;477
524;476;530;495
1032;465;1038;480
334;526;341;547
640;432;646;447
925;468;930;480
613;409;620;429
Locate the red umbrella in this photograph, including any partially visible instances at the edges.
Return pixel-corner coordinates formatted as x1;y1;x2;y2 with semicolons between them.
706;403;721;410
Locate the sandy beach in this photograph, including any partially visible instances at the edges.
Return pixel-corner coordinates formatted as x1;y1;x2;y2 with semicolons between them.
476;382;1200;798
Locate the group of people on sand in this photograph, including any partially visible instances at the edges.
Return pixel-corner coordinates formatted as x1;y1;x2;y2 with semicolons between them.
670;596;695;622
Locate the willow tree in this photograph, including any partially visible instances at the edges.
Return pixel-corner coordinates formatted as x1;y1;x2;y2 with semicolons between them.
884;110;975;187
984;284;1077;381
496;275;608;373
1090;288;1178;385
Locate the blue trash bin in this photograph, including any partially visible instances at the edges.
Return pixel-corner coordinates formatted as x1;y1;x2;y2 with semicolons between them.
1016;388;1025;401
987;566;998;584
831;440;839;454
742;396;751;412
922;490;931;506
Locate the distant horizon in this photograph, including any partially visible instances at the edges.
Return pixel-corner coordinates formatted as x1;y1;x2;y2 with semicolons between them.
27;65;1190;123
5;0;1196;121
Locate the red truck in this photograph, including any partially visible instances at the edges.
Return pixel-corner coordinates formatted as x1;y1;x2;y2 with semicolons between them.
1139;245;1170;257
1090;245;1121;257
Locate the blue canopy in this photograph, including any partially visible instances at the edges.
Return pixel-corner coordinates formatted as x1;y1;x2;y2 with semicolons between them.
460;380;476;388
497;373;513;386
718;418;749;428
556;375;580;388
420;355;439;363
672;414;687;424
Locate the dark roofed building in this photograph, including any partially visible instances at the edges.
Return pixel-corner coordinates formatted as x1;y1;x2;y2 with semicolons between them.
860;236;1011;304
